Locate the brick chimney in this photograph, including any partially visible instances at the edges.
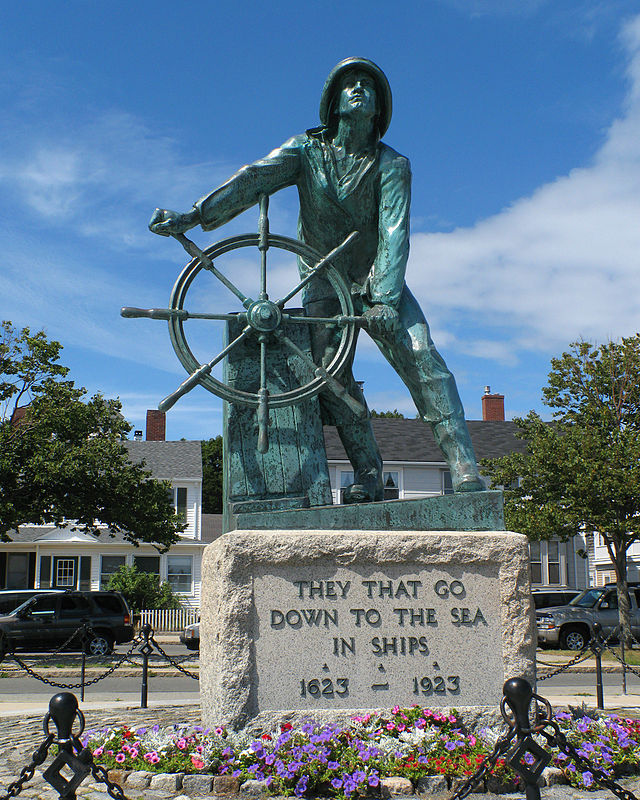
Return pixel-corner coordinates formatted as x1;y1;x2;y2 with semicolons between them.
146;409;166;441
482;386;505;421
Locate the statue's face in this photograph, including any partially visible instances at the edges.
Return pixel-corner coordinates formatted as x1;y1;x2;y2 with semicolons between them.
336;69;377;122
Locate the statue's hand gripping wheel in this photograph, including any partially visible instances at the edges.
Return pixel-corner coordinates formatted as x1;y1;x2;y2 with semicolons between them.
121;195;366;453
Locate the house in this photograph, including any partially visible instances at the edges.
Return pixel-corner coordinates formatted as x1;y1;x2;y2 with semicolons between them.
2;391;591;604
0;411;221;608
323;388;591;592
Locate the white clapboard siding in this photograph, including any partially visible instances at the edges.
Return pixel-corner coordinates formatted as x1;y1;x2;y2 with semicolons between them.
140;607;199;631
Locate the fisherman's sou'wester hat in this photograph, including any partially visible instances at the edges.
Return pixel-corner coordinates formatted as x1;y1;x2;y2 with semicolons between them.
319;57;392;137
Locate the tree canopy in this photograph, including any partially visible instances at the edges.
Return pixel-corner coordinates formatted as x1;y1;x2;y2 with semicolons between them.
483;336;640;641
201;435;223;514
0;321;184;550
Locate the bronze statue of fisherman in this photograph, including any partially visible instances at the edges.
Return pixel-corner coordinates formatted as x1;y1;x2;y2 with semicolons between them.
150;57;484;500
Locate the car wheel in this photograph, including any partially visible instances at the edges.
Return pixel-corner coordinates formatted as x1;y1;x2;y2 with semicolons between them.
185;641;199;651
560;625;589;651
86;633;114;656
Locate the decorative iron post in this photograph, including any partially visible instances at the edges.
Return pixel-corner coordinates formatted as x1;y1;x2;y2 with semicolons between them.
140;622;153;709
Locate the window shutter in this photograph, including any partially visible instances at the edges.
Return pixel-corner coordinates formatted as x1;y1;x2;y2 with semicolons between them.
79;556;91;590
40;556;51;588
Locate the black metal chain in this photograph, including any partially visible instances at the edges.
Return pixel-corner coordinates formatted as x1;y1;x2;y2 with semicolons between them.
9;634;144;689
0;735;54;800
603;643;640;679
446;728;516;800
537;647;593;681
540;721;639;800
149;636;199;679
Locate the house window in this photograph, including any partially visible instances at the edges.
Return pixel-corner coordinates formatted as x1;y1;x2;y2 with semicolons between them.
529;540;565;586
383;472;399;500
167;556;192;593
101;556;126;589
55;558;76;588
547;540;560;584
529;541;542;584
338;471;354;504
134;556;160;576
441;470;454;495
175;487;188;521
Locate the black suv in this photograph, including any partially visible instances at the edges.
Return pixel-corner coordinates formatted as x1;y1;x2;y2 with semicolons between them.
0;591;134;657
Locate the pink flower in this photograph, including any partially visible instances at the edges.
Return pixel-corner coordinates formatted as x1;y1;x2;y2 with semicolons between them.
392;706;400;714
191;756;205;769
196;746;204;754
115;753;125;764
214;727;224;736
93;747;104;757
385;723;395;731
176;738;187;750
448;715;457;723
468;735;476;746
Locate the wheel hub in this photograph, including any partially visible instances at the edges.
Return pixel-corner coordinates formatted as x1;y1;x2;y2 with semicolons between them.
247;299;282;332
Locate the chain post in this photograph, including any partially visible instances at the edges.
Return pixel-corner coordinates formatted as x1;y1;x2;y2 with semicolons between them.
140;623;153;708
590;623;605;709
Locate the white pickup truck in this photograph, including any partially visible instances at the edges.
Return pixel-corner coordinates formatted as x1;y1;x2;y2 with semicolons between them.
536;585;640;650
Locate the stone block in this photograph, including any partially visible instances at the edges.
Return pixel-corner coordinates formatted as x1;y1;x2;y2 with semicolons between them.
240;779;269;795
380;776;414;796
212;775;240;794
106;770;131;786
415;774;447;793
182;774;214;794
541;766;567;786
126;771;152;788
200;528;536;728
150;773;184;791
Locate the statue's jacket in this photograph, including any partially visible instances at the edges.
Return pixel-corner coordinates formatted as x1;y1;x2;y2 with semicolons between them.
194;129;411;310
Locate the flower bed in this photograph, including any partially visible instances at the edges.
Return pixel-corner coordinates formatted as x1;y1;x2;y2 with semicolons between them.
82;705;640;796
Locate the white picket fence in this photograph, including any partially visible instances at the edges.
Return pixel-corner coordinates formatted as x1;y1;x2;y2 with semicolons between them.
139;607;199;632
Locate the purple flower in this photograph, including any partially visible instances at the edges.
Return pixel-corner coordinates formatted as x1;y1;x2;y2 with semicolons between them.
445;741;456;751
327;760;340;770
331;778;343;789
368;773;380;787
294;776;308;796
582;771;594;787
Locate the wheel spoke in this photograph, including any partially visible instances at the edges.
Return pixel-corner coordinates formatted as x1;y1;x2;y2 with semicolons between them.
281;313;365;327
159;325;252;411
257;336;269;453
275;231;359;308
172;233;254;309
274;331;367;418
121;307;247;323
258;194;269;300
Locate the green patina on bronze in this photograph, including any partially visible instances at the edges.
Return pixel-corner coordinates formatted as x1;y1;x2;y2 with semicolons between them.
231;490;505;532
128;57;489;514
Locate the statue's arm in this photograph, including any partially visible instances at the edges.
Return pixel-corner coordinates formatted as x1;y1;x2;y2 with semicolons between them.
149;137;302;236
366;152;411;309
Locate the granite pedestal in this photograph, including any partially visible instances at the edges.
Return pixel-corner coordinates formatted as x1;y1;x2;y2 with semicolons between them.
199;525;536;729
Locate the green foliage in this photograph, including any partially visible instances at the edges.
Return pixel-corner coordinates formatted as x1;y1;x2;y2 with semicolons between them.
107;565;180;613
0;321;184;550
482;336;640;640
370;409;405;418
201;436;223;514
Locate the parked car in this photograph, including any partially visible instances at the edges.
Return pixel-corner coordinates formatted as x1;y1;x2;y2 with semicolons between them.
0;590;134;657
536;585;640;650
0;589;64;616
180;620;200;650
532;589;580;610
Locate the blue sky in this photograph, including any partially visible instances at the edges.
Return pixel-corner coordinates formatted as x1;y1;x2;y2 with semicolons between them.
2;0;640;440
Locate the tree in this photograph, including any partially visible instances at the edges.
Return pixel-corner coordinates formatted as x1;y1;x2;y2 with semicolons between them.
483;336;640;644
202;435;223;513
370;409;406;418
106;565;181;613
0;321;184;551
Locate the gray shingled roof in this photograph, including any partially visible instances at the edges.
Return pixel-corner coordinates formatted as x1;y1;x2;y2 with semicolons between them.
201;514;223;543
124;440;202;480
323;419;527;463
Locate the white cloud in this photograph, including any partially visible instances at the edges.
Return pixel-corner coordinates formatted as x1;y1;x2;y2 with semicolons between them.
407;14;640;361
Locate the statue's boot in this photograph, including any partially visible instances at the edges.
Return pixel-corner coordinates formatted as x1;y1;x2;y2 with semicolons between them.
431;417;484;493
337;416;385;503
